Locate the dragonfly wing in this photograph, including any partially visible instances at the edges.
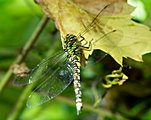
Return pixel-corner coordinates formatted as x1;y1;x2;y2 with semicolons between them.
81;3;115;36
26;59;73;108
13;51;66;86
93;29;123;54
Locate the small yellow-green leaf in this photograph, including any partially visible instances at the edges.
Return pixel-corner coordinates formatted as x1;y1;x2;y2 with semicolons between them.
36;0;151;65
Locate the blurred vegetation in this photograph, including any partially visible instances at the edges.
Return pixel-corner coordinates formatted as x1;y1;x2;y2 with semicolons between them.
0;0;151;120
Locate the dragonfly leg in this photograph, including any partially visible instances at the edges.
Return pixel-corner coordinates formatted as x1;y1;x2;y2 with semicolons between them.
80;40;92;51
78;34;92;51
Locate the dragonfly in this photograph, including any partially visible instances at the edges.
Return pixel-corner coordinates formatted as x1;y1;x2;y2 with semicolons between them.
13;3;123;115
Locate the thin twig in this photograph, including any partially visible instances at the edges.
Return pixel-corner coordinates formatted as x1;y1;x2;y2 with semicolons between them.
56;96;128;120
6;15;49;120
7;84;35;120
0;15;49;93
5;15;49;120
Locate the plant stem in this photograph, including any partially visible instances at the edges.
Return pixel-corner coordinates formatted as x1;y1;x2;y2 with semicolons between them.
6;15;49;120
0;15;49;93
7;84;35;120
56;96;128;120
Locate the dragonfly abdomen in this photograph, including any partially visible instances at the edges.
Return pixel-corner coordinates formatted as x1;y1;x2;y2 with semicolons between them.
64;34;83;115
72;57;82;115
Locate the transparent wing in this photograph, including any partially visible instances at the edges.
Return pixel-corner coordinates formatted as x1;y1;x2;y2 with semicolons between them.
92;29;123;54
26;60;73;108
79;3;124;58
80;3;115;37
13;51;67;86
84;30;123;65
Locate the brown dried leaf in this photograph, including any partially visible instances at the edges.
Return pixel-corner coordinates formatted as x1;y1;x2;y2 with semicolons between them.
36;0;151;65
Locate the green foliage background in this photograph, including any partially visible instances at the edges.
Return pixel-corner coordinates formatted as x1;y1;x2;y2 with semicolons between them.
0;0;151;120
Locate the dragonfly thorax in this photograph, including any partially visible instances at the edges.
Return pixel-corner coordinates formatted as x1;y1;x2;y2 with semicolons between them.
64;34;81;52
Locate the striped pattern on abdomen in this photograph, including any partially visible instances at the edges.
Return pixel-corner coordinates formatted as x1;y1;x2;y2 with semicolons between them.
72;56;82;115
